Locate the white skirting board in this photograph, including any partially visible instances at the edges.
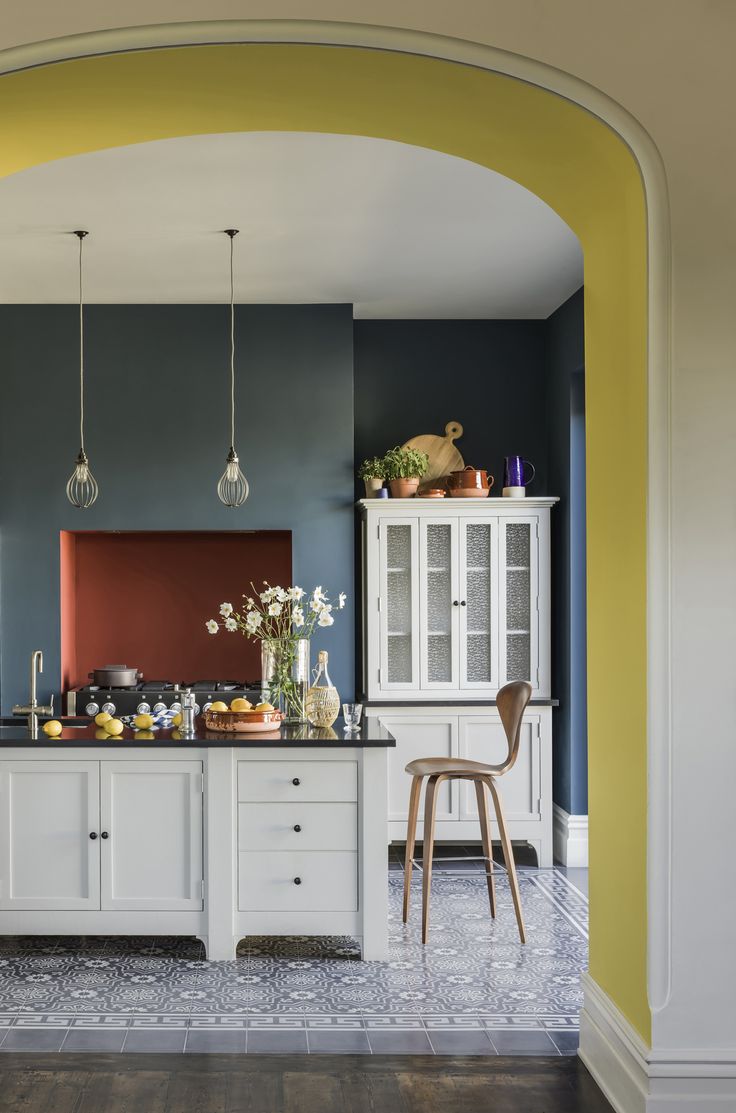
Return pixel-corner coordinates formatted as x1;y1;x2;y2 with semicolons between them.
552;804;588;866
579;973;736;1112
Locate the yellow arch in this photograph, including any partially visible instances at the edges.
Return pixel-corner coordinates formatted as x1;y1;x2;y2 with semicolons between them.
0;43;649;1039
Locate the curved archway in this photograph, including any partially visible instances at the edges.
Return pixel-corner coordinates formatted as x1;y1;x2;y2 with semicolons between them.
0;31;661;1043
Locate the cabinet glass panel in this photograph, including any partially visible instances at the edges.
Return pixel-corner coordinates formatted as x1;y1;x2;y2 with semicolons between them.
464;522;492;684
386;523;413;684
425;522;453;683
505;522;532;681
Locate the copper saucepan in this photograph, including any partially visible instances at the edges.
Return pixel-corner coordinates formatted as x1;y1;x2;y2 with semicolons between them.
447;466;494;493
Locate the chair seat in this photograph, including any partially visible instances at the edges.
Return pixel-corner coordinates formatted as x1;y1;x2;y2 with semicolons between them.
404;756;499;778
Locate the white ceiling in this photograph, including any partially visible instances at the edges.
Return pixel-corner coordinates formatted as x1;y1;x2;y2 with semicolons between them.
0;132;582;318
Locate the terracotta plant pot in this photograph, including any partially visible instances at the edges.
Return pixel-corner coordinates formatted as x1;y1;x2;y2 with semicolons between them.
363;477;384;498
389;477;420;498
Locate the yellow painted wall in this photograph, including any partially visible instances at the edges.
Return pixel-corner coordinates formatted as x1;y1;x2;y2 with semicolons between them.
0;43;650;1039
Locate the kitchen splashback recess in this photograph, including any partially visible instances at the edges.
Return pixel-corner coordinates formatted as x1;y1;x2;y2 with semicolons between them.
60;530;292;689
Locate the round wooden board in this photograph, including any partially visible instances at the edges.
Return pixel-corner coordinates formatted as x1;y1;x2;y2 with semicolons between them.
403;421;465;489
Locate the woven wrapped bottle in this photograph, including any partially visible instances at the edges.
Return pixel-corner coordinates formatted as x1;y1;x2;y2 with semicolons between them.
305;650;340;728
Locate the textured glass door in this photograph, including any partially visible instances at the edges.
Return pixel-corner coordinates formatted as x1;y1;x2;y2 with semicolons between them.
500;517;539;687
419;519;459;689
378;518;419;690
459;519;498;690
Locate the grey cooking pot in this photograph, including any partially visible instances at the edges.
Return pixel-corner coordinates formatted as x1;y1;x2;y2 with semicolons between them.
89;665;143;688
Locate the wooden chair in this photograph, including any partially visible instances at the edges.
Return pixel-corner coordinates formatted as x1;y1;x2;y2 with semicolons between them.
402;680;532;944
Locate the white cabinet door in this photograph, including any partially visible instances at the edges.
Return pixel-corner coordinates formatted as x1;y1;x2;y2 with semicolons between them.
375;713;459;826
378;517;420;692
0;761;100;910
498;516;542;690
419;517;460;691
458;517;500;691
458;714;542;824
100;761;203;911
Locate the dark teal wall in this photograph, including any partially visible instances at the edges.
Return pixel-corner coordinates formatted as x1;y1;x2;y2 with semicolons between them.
545;288;587;815
353;320;548;494
0;304;355;712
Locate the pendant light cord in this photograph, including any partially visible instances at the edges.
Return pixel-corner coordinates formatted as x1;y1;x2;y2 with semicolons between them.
229;231;236;449
78;232;85;454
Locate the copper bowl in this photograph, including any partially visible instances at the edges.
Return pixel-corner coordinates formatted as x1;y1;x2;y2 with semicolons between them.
204;708;284;734
447;466;494;491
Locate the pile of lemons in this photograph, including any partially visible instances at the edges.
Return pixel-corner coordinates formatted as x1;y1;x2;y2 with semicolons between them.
208;698;274;713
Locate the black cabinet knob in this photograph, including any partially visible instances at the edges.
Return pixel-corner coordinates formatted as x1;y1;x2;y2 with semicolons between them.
293;824;302;833
460;600;467;607
293;877;302;885
89;832;97;840
101;831;109;839
292;777;301;786
453;600;459;607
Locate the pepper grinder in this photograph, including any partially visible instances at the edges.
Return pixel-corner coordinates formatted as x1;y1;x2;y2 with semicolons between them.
180;688;196;735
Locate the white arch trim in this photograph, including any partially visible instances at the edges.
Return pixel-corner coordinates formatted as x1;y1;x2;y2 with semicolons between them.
0;17;672;1021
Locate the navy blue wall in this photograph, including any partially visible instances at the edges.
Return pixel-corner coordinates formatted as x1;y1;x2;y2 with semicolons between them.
0;304;355;712
545;288;587;815
353;321;548;494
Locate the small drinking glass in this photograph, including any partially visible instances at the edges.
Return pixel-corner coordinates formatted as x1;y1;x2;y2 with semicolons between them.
342;703;363;732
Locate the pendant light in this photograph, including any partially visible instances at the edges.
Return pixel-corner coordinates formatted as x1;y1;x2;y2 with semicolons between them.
66;230;99;508
217;228;249;507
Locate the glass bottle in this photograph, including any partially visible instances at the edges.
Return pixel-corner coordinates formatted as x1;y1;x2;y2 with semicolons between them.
305;650;340;728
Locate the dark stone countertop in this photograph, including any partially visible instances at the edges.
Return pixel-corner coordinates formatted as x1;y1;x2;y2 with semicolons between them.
0;716;395;749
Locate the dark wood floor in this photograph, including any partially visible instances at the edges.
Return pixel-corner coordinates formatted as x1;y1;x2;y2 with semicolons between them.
0;1053;613;1112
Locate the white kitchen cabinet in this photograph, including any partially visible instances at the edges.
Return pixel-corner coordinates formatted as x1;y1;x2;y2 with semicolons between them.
368;707;553;866
0;761;100;911
100;761;203;912
361;499;554;701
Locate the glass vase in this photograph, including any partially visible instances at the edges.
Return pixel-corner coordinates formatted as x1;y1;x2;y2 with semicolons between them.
260;638;310;722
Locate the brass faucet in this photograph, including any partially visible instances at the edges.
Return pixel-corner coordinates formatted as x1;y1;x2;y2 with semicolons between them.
12;650;54;731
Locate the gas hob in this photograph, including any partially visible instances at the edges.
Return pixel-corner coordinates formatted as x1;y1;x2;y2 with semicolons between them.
66;680;263;719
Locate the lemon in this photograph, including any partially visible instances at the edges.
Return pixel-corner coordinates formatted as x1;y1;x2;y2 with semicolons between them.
42;720;63;737
170;729;182;741
230;697;252;712
135;729;155;741
103;718;124;736
209;701;228;712
134;713;154;730
255;701;274;713
95;711;112;727
172;712;182;727
95;727;110;740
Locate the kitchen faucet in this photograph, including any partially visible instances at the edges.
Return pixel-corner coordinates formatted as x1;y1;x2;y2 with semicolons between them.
13;650;54;731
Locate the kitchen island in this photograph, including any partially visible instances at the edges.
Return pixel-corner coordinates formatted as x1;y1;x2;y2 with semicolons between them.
0;718;394;960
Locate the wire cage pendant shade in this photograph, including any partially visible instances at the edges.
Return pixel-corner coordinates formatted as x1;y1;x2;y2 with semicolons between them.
67;230;99;508
217;228;249;507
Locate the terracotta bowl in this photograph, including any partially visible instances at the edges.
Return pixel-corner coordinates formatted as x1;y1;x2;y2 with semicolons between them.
417;488;446;498
204;708;284;733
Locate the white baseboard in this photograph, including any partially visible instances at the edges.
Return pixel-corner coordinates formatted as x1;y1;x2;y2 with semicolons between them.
553;804;588;866
579;973;736;1112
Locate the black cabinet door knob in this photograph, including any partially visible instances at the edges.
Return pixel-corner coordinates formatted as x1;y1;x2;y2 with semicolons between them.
453;600;459;606
294;877;302;885
293;824;302;833
89;832;97;840
460;600;467;606
101;831;109;839
292;777;301;786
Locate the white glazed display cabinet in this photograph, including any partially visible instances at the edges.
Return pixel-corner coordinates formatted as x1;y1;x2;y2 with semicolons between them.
359;498;557;866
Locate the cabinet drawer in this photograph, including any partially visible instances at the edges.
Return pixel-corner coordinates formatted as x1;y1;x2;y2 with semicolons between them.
239;802;357;852
238;851;357;911
237;761;357;803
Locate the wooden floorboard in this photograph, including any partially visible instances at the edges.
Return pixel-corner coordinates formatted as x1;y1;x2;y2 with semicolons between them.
0;1054;614;1113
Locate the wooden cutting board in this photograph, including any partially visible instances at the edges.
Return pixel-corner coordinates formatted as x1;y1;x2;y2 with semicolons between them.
403;421;465;489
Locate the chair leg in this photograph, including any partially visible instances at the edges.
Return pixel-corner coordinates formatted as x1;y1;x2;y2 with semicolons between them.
421;775;442;944
403;775;423;923
474;779;496;919
487;777;526;944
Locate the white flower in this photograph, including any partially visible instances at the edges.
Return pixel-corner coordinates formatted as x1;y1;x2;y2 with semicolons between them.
219;602;233;618
289;586;305;601
309;598;323;613
205;619;219;635
318;610;334;627
245;612;262;633
268;601;282;617
339;592;347;609
260;588;275;604
224;617;238;632
312;586;326;603
292;607;305;628
275;587;289;603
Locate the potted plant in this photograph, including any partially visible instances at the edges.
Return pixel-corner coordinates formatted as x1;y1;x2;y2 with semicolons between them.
357;455;386;498
382;445;429;498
